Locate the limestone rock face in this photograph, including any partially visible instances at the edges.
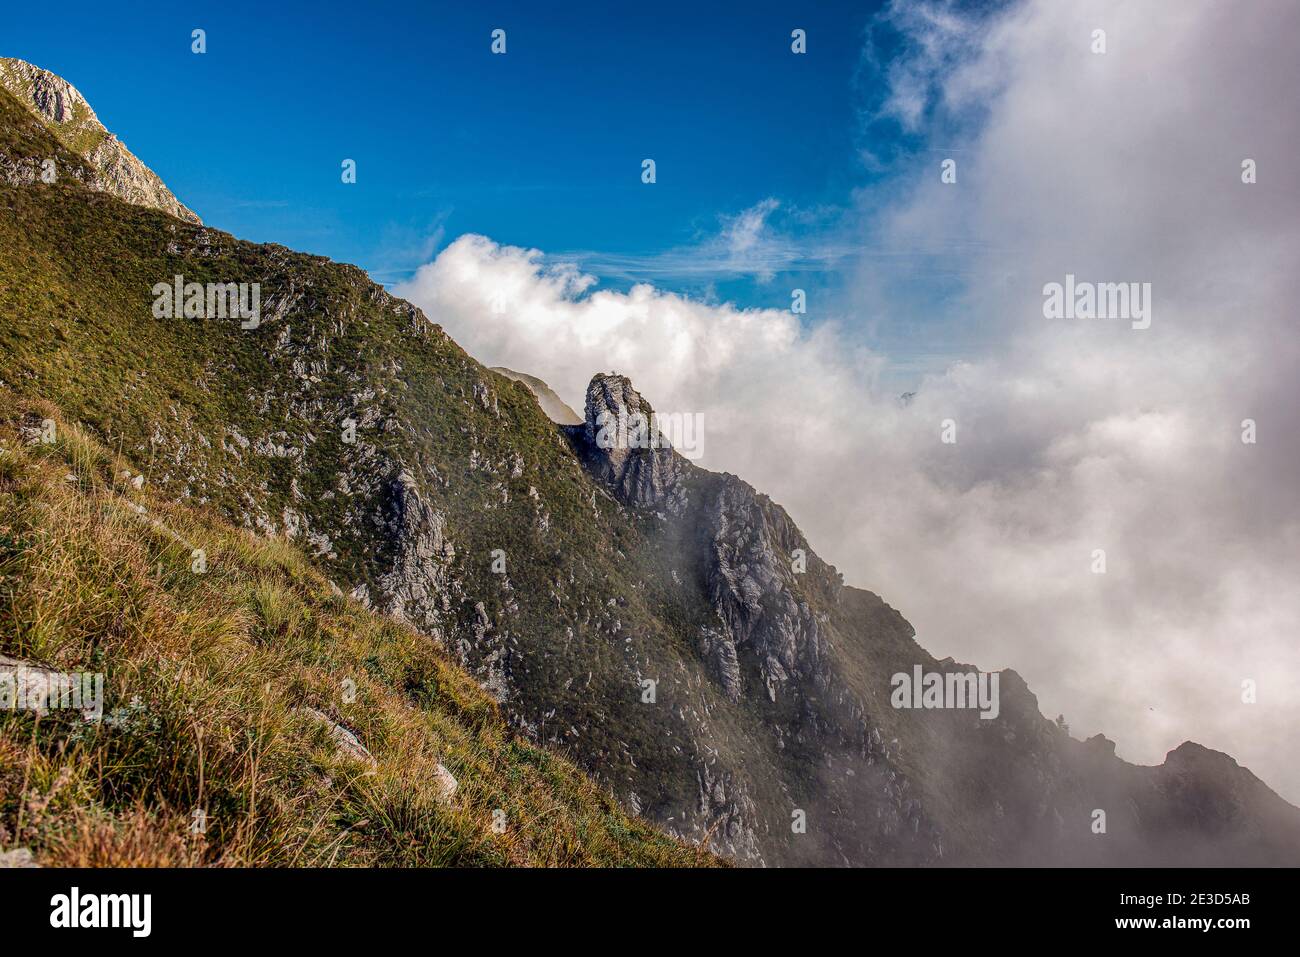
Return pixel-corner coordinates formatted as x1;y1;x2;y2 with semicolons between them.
558;372;1300;866
703;478;829;704
376;470;452;634
579;374;686;513
0;58;201;223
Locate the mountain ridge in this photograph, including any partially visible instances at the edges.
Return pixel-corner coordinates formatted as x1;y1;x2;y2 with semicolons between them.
490;367;583;426
0;57;200;224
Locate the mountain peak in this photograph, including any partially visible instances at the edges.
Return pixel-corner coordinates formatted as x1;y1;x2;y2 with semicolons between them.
0;57;88;126
0;57;200;223
583;372;651;441
579;373;687;511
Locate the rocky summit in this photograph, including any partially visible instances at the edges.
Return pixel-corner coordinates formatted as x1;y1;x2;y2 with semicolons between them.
0;57;200;223
1;64;1298;867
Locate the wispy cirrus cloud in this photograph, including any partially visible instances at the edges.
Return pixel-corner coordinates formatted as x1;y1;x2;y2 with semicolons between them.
552;198;858;287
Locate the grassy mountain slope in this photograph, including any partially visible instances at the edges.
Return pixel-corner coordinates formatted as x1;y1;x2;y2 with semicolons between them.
0;397;714;866
0;82;753;855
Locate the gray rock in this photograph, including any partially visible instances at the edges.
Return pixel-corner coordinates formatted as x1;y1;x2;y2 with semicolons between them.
296;707;376;767
431;763;458;805
0;847;38;868
578;373;687;513
0;58;201;223
376;470;452;633
0;654;101;721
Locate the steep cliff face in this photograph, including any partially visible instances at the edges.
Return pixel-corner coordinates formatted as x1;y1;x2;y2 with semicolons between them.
0;57;200;223
2;72;1298;867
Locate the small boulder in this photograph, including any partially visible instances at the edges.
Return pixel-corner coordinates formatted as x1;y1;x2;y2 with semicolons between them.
0;847;38;868
296;707;376;768
431;763;458;805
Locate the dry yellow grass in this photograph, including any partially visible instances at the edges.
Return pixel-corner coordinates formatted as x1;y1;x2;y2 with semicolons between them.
0;394;719;867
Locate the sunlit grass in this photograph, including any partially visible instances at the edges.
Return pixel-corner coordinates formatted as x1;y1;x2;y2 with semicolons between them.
0;399;719;868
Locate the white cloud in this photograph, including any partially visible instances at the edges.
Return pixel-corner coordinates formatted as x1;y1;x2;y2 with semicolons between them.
718;198;781;281
396;0;1300;803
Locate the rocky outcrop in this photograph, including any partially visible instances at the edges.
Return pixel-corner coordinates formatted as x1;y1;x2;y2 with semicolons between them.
0;58;200;223
296;707;376;767
573;371;831;708
563;372;1300;867
375;470;453;635
692;763;762;861
699;625;743;701
576;374;687;513
703;478;829;704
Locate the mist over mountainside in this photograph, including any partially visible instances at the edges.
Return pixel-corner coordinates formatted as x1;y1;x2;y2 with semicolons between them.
2;68;1298;866
387;0;1300;810
490;367;583;425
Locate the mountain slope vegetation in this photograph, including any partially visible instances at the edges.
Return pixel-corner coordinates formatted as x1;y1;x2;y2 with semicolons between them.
0;57;200;223
0;397;714;866
2;73;1297;867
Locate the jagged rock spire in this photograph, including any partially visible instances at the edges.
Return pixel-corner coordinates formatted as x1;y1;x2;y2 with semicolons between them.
581;373;687;512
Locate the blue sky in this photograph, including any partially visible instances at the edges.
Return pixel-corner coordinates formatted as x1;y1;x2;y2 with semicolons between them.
6;0;907;307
